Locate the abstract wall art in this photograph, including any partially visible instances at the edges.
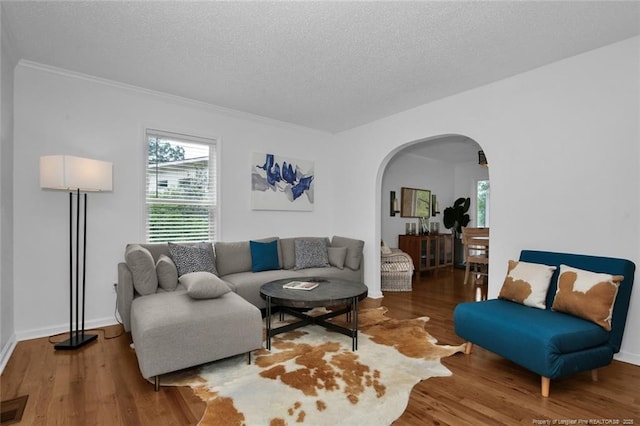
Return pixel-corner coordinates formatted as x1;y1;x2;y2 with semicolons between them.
251;152;314;211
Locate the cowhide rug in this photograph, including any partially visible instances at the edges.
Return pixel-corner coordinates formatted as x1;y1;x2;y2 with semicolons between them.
160;307;465;425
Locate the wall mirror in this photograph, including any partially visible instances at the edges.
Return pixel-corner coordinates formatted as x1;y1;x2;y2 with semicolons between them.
400;187;431;218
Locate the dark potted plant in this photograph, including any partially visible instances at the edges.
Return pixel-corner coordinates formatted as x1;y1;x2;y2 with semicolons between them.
443;197;471;266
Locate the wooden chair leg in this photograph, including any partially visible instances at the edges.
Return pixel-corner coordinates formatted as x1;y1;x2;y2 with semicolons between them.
541;376;550;397
464;342;473;354
464;263;470;285
154;376;160;392
591;369;598;382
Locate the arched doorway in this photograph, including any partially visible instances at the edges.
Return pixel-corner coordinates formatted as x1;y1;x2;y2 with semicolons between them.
377;134;489;294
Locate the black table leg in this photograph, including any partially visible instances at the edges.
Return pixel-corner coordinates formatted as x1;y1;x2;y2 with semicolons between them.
266;295;272;350
352;296;358;351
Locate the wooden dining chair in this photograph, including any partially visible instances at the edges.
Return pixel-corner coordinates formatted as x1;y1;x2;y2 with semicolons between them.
461;227;490;285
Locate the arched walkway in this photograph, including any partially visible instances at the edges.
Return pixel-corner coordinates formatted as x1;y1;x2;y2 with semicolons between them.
375;133;489;294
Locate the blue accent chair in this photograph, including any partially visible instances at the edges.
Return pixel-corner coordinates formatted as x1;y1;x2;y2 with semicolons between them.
454;250;635;397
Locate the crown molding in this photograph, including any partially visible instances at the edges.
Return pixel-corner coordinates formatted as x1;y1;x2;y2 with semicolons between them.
17;60;329;135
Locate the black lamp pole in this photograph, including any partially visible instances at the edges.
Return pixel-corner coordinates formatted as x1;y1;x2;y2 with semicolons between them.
55;189;98;350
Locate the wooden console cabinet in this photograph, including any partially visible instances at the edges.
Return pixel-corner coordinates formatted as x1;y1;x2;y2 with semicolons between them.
398;234;454;275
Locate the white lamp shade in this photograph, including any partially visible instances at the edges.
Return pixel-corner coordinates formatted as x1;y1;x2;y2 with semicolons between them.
40;155;113;192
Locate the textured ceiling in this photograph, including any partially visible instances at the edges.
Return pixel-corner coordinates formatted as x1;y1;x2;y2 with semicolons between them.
3;1;639;134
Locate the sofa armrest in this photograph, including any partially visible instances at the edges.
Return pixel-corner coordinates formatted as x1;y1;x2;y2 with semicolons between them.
117;262;135;332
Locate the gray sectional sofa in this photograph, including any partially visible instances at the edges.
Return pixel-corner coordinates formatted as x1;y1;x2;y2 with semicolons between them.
116;235;364;390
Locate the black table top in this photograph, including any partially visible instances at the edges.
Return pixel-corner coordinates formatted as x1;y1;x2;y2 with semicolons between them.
260;277;368;308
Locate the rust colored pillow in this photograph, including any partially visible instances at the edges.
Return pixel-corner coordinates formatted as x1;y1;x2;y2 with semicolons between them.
498;260;556;309
551;265;623;331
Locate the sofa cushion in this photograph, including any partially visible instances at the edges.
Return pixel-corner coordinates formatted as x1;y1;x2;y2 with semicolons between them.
215;241;252;276
294;238;330;270
328;246;347;269
216;237;280;276
552;265;623;331
125;244;158;295
498;260;556;309
156;254;178;291
250;240;280;272
168;242;217;277
224;269;301;308
179;271;231;299
331;236;364;271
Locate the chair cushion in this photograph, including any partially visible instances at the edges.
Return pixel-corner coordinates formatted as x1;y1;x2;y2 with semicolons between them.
454;299;611;378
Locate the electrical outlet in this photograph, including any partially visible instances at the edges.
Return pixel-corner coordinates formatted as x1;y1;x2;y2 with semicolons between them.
113;283;117;293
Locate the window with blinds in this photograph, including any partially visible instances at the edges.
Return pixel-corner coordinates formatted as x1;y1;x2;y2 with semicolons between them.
145;130;217;242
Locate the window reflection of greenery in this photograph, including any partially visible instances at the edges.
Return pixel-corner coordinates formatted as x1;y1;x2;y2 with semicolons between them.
477;180;490;227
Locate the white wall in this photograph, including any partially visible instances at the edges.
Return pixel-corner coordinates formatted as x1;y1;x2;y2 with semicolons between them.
454;162;490;227
0;6;18;371
332;36;640;364
12;63;334;340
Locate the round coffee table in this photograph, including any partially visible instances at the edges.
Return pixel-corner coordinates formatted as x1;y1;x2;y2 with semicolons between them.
260;277;368;351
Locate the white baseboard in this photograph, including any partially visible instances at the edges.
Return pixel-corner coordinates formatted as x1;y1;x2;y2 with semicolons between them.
15;317;119;342
368;290;383;299
0;334;17;374
614;350;640;366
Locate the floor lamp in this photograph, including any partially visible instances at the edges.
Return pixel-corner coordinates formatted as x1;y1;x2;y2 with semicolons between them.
40;155;113;350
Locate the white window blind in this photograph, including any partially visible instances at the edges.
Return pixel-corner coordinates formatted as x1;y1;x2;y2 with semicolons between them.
146;130;217;242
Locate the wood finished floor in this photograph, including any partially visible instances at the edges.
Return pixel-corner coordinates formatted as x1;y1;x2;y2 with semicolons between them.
2;269;639;425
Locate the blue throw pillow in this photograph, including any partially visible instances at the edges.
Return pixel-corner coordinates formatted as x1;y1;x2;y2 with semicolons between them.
250;240;280;272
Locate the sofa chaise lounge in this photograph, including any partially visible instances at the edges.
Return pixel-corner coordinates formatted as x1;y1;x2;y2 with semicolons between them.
117;235;364;390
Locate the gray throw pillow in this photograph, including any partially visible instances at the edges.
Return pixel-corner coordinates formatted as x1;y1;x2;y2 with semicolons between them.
179;272;231;299
294;238;330;270
156;254;178;291
331;236;364;271
125;244;158;295
281;237;329;270
328;246;348;270
168;242;217;277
